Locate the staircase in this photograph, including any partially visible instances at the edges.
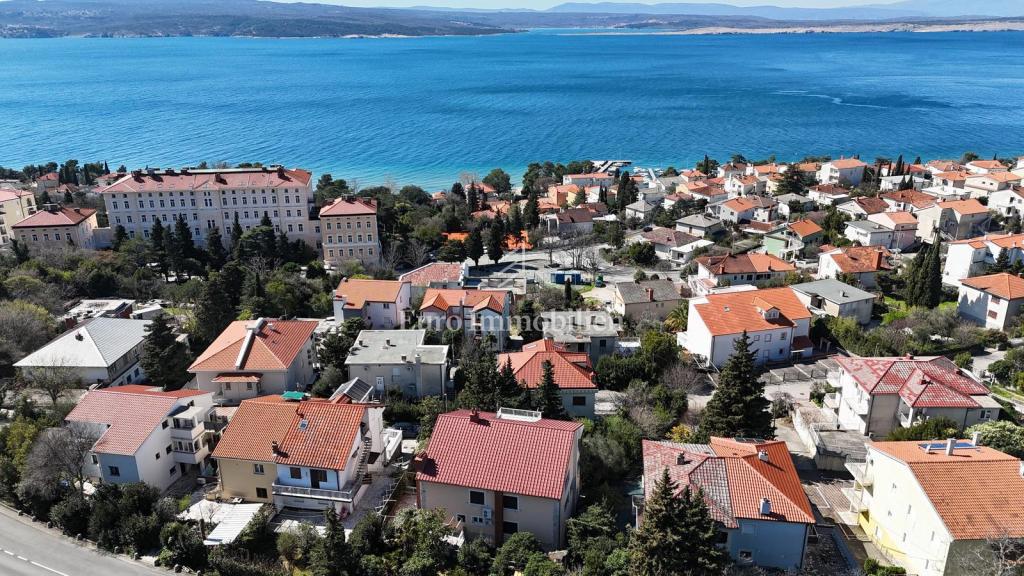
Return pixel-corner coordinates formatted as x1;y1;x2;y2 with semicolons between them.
356;437;372;485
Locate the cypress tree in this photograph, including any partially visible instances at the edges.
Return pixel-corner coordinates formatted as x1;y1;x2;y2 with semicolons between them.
699;332;773;439
629;469;686;576
679;486;729;574
563;278;573;308
205;226;227;269
193;273;237;348
260;212;273;228
230;213;243;255
451;181;465;200
509;203;524;235
140;314;190;391
597;185;608;206
486;219;505;264
497;358;530;410
524;191;540;230
535;360;568;420
112;225;127;251
467;183;479;213
467;228;484;267
150;219;169;279
573;185;586;206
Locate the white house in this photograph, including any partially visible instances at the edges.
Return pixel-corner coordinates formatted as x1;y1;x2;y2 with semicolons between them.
675;214;724;238
817;245;892;289
790;278;875;325
333;278;411;329
987;186;1024;218
691;252;796;295
345;330;450;398
807;184;852;207
817;159;867;187
943;232;1024;284
866;211;918;251
881;189;936;214
419;288;512;350
957;273;1024;332
915;199;991;242
964;172;1020;198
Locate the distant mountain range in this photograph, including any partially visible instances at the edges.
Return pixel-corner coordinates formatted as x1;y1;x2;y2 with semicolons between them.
0;0;1021;38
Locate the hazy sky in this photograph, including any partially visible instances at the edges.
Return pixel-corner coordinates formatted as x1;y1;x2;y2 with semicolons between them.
276;0;897;11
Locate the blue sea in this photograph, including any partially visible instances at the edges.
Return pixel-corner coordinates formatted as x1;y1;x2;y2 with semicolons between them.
2;30;1024;189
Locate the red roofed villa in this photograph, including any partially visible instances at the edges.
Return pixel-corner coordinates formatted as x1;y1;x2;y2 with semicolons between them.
420;288;512;350
13;205;98;249
333;278;411;329
496;339;598;417
957;272;1024;331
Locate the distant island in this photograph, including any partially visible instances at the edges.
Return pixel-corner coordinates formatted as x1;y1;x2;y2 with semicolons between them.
1;0;1023;39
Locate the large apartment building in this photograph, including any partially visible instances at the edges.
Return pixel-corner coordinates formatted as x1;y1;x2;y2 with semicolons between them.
99;166;318;248
0;188;36;245
318;197;382;267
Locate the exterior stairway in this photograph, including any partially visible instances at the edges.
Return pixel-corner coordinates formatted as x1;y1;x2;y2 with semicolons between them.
356;437;372;485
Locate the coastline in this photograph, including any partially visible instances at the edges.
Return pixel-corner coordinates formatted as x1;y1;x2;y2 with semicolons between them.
576;20;1024;36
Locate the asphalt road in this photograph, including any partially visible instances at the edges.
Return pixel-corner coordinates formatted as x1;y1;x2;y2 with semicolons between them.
0;505;162;576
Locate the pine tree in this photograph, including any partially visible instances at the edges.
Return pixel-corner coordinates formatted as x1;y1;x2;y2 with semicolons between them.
150;219;169;279
486;219;505;264
573;185;586;206
467;228;484;267
451;181;465;200
467;183;479;213
311;508;356;576
699;332;773;439
230;213;243;255
205;226;227;269
458;344;500;412
112;225;128;251
775;167;806;196
192;273;237;348
509;203;524;235
678;486;729;574
992;248;1011;273
524;191;540;229
563;278;573;308
629;469;686;576
535;360;568;420
140;314;190;391
497;358;530;410
260;212;273;228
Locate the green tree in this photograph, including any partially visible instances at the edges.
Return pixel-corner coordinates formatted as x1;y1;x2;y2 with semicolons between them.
139;314;190;391
535;360;569;420
774;166;807;196
566;501;617;568
230;213;244;255
888;417;959;441
905;236;942;308
663;303;689;332
150;218;169;279
192;272;237;348
467;183;480;212
991;248;1010;273
310;508;356;576
484;168;512;197
486;219;505;264
467;228;484;267
458;538;494;575
699;332;773;439
967;420;1024;458
492;532;543;576
112;225;128;251
497;357;531;410
437;239;467;263
524;191;540;229
205;226;227;269
628;469;685;576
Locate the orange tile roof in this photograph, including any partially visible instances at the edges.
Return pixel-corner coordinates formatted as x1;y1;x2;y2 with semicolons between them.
882;189;935;210
398;262;464;287
417;410;582;500
420;288;507;314
810;183;850;196
961;273;1024;300
101;167;312;194
66;387;206;456
871;441;1024;540
693;287;812;337
938;199;989;216
971;172;1021;183
334;278;408;308
834;356;988;401
825;245;892;274
829;158;867;170
642;438;814;527
319;197;377;217
696;253;796;275
967;159;1007;170
13;206;95;228
951;232;1024;249
787;219;823;238
722;197;759;212
496;339;596;390
212;396;301;462
933;170;971;181
878;211;918;225
189;318;317;373
274;401;367;470
442;232;469;242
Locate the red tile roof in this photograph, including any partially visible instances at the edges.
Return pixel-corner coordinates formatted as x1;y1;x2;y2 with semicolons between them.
696;253;796;275
212;396;301;462
810;183;850;197
961;273;1024;300
824;245;892;274
274;401;367;470
787;219;823;238
951;232;1024;250
100;167;312;194
398;262;465;287
640;227;699;247
829;158;867;170
496;339;596;390
850;196;889;214
871;441;1024;540
66;387;206;456
319;196;378;217
642;438;814;527
0;188;33;203
417;410;582;500
420;288;507;314
882;190;936;210
12;206;95;228
966;160;1007;171
835;356;989;408
189;318;316;373
693;287;812;337
334;278;408;308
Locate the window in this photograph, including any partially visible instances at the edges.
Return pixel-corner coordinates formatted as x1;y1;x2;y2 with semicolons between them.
162;420;169;429
502;521;518;535
503;495;519;510
108;466;120;477
572;396;586;406
290;467;302;479
981;409;993;420
765;333;772;343
780;333;787;341
170;466;177;475
456;514;466;523
91;454;98;465
256;488;268;499
988;310;999;319
469;490;485;505
254;463;265;475
166;445;172;454
738;550;753;562
471;516;484;525
155;452;160;460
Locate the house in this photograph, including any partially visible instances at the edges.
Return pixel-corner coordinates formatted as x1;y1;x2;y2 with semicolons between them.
344;330;449;398
333;278;411;329
34;171;59;192
867;211;919;251
915;199;991;242
943;233;1024;283
964;172;1020;198
14;317;151;387
832;355;1000;438
543;204;608;235
790;278;876;325
717;162;747;179
419;288;512;350
497;339;598;418
881;189;937;214
0;188;35;245
638;438;814;570
320;196;382;267
817;158;867;187
844;220;895;249
986;186;1024;218
66;385;216;492
685;286;814;368
718;196;776;224
957;273;1024;331
675;213;724;238
691;253;796;295
101;166;318;249
762;219;823;260
774;193;814;218
846;439;1024;576
12;205;98;250
624;199;658;221
188;318;318;404
213;395;401;513
540;311;619;364
612;279;685;321
837;196;888;219
636;227;704;260
687;184;730;206
807;184;852;207
965;159;1007;174
817;245;892;288
398;262;467;297
724;174;762;197
563;172;614;188
547;184;579;207
921;171;971;201
415;409;583;550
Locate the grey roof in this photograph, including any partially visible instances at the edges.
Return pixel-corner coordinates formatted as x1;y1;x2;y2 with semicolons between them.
775;193;811;204
614;280;683;305
345;330;448;366
625;199;657;212
845;220;890;233
790;278;876;305
14;317;151;369
676;213;721;228
541;311;620;343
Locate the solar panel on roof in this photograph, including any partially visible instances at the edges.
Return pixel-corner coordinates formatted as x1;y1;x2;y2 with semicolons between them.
918;441;975;452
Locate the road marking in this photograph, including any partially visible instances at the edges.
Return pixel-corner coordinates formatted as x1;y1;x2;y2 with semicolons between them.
0;547;71;576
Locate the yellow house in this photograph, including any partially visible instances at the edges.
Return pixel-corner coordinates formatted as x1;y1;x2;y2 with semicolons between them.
847;439;1024;576
211;397;298;503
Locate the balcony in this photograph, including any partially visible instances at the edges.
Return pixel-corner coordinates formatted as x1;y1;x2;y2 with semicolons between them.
842;486;870;512
823;392;841;410
899;410;915;428
845;462;873;486
272;482;360;503
847;394;870;416
170;423;205;440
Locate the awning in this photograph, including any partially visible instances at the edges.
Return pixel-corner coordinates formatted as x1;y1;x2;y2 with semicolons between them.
203;504;266;546
212;373;262;383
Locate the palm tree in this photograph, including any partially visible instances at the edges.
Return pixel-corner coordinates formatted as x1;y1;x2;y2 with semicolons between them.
663;303;689;332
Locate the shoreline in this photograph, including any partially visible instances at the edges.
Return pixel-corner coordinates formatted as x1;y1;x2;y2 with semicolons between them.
576;20;1024;36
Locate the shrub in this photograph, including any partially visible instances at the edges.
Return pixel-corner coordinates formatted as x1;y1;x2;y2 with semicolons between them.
49;494;90;536
159;522;208;570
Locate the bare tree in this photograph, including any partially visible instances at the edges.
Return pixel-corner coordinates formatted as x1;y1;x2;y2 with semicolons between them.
404;240;429;269
663;362;709;396
243;255;273;283
19;423;101;498
564;232;593;270
0;377;24;412
20;359;81;406
582;247;601;283
381;244;402;272
459;171;479;187
952;534;1024;576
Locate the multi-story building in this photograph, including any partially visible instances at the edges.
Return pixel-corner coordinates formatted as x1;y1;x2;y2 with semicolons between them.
344;330;449;398
418;288;512;350
817;158;867;187
762;219;823;260
846;439;1024;576
790;279;876;325
99;166;317;247
541;310;620;364
0;188;35;245
319;196;381;267
66;385;217;492
12;205;97;250
416;409;583;550
691;253;796;295
496;339;598;418
333;278;410;329
639;438;815;570
817;245;893;289
832;355;1000;438
957;273;1024;332
943;232;1024;284
612;279;686;320
915;199;991;242
188;318;318;404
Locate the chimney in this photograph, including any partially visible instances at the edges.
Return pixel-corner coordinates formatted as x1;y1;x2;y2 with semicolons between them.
385;338;391;347
74;331;84;341
469;409;480;423
757;450;769;462
759;498;772;516
646;287;654;301
676;453;688;466
401;354;407;362
972;431;981;446
945;438;955;456
271;441;280;455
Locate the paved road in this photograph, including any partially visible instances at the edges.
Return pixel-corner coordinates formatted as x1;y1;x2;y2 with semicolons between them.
0;505;161;576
